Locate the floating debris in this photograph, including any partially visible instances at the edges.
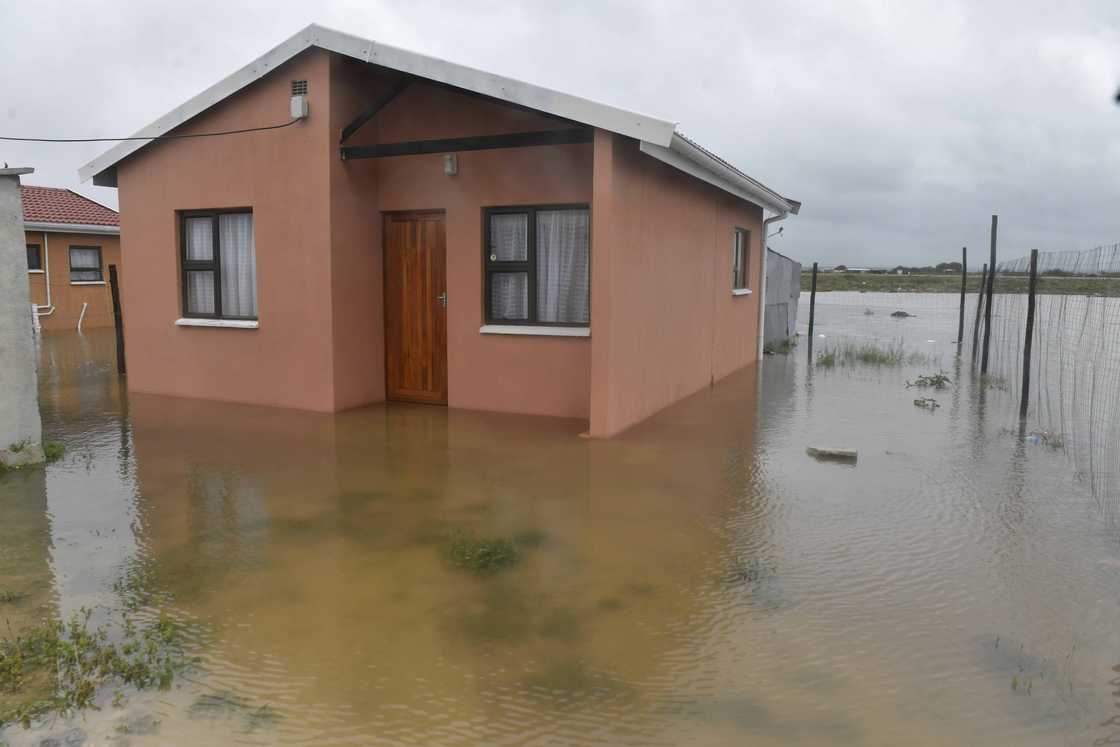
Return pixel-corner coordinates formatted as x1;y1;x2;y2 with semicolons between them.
806;446;858;463
913;398;940;411
890;310;915;318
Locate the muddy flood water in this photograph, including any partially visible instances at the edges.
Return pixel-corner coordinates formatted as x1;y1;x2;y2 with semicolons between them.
3;305;1120;745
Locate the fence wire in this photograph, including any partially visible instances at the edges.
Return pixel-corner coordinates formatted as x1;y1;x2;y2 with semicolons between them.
973;243;1120;513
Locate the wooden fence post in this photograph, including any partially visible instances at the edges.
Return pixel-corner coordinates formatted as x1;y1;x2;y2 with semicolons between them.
972;263;987;364
981;215;997;374
807;261;818;363
108;264;126;375
1019;249;1038;419
957;246;967;346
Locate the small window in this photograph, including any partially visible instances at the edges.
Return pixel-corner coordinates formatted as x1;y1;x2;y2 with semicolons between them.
180;210;257;319
69;246;103;283
484;205;590;326
26;244;42;271
732;228;751;291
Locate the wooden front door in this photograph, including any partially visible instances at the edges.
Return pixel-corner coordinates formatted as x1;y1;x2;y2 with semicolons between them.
384;212;448;404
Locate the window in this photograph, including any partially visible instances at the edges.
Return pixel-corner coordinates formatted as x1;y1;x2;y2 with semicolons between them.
180;210;257;319
26;244;42;271
69;246;103;283
732;228;751;292
484;205;590;326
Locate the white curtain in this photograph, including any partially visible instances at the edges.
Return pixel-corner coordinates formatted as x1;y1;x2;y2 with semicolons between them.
536;209;590;324
187;271;215;315
219;213;257;317
69;247;102;281
185;217;213;260
490;213;528;261
490;273;528;320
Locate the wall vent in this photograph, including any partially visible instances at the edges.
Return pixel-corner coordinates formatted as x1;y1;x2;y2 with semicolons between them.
291;80;308;96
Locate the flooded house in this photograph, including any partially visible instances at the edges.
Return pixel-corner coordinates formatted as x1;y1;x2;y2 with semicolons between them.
21;185;121;331
78;24;799;437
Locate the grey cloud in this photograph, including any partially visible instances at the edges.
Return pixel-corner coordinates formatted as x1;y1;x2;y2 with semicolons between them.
1;0;1117;266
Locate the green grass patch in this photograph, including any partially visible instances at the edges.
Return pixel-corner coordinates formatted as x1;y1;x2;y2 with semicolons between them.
763;337;798;355
815;339;936;368
0;608;190;729
0;591;26;605
42;442;65;463
446;532;520;574
907;371;951;389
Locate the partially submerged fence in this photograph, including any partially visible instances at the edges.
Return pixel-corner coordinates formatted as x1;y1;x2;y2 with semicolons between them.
796;224;1120;513
972;241;1120;512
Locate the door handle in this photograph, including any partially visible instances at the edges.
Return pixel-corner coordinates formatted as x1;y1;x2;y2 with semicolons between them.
437;291;448;308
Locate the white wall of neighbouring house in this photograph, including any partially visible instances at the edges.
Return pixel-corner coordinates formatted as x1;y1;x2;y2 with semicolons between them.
0;169;44;465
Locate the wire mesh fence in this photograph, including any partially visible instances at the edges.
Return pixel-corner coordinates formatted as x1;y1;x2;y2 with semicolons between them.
973;243;1120;513
794;243;1120;515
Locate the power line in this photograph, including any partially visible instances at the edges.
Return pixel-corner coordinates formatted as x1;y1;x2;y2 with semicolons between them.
0;119;301;143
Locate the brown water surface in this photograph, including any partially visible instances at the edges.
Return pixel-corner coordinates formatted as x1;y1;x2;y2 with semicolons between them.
2;324;1119;745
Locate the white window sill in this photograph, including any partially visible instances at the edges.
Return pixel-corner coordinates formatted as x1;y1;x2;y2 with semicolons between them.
732;288;753;296
480;325;590;337
175;318;259;329
71;281;106;286
28;269;44;274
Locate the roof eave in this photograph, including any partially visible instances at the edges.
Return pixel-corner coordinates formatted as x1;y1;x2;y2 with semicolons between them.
79;23;677;185
638;135;796;215
23;221;120;235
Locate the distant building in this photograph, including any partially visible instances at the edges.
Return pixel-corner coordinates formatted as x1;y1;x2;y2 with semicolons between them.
22;185;120;331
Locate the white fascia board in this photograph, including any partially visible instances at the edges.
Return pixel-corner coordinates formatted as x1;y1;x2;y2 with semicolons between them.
23;221;120;235
638;136;794;215
79;24;676;186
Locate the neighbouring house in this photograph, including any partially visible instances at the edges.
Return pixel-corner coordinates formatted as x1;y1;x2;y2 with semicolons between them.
78;24;799;437
22;185;121;331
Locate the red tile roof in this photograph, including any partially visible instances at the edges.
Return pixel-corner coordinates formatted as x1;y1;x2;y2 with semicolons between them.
20;185;119;227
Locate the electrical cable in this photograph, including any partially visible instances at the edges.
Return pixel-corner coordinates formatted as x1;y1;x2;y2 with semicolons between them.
0;119;301;143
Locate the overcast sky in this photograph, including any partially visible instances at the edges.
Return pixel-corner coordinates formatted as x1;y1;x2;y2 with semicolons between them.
2;0;1117;266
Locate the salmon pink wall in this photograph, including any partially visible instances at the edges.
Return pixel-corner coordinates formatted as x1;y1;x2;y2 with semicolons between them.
590;132;764;437
331;61;592;420
116;49;337;411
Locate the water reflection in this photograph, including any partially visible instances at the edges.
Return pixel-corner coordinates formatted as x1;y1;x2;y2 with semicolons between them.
1;326;1118;745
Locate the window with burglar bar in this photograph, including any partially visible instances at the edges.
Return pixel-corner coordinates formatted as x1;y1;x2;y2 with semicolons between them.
732;228;751;291
69;246;102;283
180;210;257;319
484;205;590;326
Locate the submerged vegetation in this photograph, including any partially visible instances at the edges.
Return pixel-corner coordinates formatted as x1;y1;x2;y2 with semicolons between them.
907;371;951;389
816;339;937;368
42;442;65;463
763;337;798;355
0;608;190;729
446;532;521;573
913;397;941;411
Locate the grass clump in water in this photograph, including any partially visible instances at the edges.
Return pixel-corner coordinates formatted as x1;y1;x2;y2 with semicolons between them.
913;397;940;411
816;339;933;368
907;371;951;390
446;532;520;574
763;337;797;355
0;608;190;730
42;442;65;463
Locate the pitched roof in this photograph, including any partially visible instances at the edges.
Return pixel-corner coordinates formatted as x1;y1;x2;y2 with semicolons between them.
21;185;119;228
78;24;798;215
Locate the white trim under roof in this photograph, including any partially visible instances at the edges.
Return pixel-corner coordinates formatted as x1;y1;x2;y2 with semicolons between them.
23;221;120;236
77;24;798;217
639;136;797;215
